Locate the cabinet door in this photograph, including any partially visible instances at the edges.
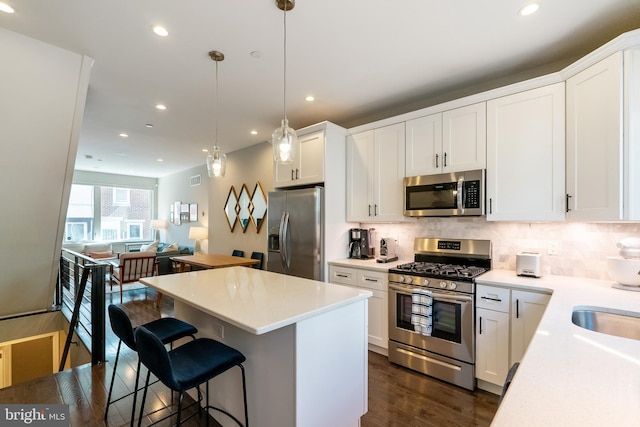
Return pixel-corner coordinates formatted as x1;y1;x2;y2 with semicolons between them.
442;102;486;172
328;265;357;286
566;51;623;220
405;113;442;176
373;123;406;222
297;130;325;186
476;307;510;386
511;290;550;364
367;288;388;350
274;155;295;187
486;83;566;221
346;130;375;222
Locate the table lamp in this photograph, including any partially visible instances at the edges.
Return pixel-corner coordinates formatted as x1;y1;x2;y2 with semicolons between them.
150;219;168;242
188;226;208;254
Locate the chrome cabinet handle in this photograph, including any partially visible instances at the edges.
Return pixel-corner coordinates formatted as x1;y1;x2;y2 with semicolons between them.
516;299;520;318
337;273;348;278
291;169;294;180
480;296;502;302
566;194;572;212
435;153;439;168
368;205;372;216
444;152;447;167
479;316;483;335
375;204;378;216
295;168;300;179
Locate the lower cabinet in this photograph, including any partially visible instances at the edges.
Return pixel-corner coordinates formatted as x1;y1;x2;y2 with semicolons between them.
476;284;550;393
329;265;388;353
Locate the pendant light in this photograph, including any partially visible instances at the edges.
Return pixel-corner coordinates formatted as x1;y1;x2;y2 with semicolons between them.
206;50;227;178
272;0;297;164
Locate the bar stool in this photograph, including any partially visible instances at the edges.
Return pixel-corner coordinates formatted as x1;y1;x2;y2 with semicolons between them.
105;304;198;426
135;325;249;427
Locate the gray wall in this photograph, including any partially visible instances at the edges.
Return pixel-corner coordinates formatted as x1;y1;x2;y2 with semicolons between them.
158;164;210;249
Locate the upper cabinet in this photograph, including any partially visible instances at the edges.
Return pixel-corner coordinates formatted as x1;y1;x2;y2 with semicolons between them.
486;83;566;221
347;123;406;222
274;123;345;188
405;102;486;176
565;51;640;221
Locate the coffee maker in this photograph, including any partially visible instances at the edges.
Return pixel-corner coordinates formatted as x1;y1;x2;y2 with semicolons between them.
349;228;375;259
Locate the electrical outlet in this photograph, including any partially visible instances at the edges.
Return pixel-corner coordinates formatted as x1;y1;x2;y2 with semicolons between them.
547;240;559;256
213;322;224;339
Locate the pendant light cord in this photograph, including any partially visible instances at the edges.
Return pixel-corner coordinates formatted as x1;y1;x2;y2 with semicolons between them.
215;59;219;149
283;3;287;122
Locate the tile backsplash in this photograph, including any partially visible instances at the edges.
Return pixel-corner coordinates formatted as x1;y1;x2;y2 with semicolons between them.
363;218;640;280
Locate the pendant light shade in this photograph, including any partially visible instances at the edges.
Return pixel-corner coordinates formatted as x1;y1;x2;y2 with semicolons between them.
206;50;227;178
207;145;227;178
272;0;297;164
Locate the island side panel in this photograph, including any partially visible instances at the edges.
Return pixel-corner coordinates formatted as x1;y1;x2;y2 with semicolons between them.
295;299;368;427
175;301;296;427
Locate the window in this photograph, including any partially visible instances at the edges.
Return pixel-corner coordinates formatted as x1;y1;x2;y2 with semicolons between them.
65;184;153;242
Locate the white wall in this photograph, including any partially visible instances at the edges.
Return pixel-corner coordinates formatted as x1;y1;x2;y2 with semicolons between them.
364;219;640;280
0;28;92;319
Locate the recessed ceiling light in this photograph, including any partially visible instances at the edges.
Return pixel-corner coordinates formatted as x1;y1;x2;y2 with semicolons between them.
119;133;128;138
250;130;258;135
305;95;315;102
152;25;169;37
0;2;15;13
145;123;154;128
156;158;164;162
518;3;539;16
250;51;262;59
155;104;167;110
202;148;209;152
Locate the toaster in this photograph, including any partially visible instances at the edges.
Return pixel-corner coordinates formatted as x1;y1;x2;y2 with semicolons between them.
516;252;542;277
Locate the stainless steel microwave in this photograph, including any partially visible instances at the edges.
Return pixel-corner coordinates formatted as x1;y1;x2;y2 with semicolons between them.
404;169;485;217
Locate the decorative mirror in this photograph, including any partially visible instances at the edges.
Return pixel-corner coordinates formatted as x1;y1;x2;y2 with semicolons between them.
238;184;251;233
251;182;267;233
224;187;238;232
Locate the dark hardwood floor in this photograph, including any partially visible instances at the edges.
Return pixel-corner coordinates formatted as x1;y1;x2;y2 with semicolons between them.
0;287;499;426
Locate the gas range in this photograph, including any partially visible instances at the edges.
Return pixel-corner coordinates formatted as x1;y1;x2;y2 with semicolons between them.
388;238;491;294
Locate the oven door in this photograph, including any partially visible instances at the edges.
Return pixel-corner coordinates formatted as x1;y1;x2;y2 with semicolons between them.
388;282;474;363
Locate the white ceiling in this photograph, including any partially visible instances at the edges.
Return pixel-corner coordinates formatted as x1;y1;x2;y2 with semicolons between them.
2;0;640;178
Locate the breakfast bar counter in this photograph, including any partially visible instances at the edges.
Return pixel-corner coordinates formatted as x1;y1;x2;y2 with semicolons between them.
477;270;640;426
141;267;371;427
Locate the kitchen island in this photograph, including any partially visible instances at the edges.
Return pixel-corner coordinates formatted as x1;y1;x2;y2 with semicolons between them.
477;270;640;426
141;266;371;427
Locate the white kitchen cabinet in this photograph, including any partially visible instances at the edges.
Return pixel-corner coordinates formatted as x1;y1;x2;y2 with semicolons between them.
510;290;550;364
329;264;389;353
566;50;640;220
476;307;510;387
346;123;406;222
486;83;565;221
405;102;486;176
475;285;510;387
274;122;346;188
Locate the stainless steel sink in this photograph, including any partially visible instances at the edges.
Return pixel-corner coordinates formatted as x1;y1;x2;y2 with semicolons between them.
572;307;640;341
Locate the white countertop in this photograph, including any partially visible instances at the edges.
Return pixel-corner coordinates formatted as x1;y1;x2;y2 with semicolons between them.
477;270;640;426
328;258;410;272
140;267;371;335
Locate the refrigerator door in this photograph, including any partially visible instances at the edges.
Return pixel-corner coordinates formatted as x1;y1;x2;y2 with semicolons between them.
266;187;324;281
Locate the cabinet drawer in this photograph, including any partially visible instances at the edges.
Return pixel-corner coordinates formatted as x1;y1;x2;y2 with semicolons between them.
357;269;388;292
476;285;510;313
329;265;357;286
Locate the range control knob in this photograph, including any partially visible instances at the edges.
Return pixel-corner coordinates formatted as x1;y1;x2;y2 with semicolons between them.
440;281;447;289
422;278;430;286
449;282;457;290
398;276;405;283
405;276;413;284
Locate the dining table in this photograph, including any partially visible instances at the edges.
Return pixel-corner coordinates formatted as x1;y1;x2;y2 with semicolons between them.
171;253;259;272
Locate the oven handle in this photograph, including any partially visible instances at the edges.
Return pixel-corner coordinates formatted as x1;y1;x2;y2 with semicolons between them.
389;284;473;304
457;175;465;214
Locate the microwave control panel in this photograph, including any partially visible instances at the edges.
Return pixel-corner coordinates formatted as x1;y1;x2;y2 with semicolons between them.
464;181;480;208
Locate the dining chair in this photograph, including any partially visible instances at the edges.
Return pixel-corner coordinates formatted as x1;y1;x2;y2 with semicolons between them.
135;326;249;427
105;304;198;426
250;252;264;270
232;249;244;257
111;252;157;303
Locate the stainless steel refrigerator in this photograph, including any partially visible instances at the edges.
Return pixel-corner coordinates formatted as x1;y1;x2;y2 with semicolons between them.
266;187;324;281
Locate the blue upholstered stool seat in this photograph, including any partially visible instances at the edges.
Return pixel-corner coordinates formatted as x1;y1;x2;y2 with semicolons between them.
135;325;248;427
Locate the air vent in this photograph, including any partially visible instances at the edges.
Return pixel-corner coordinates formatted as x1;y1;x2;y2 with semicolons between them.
190;174;202;187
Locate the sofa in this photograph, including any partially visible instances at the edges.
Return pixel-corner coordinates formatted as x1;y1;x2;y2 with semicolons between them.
132;242;194;275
